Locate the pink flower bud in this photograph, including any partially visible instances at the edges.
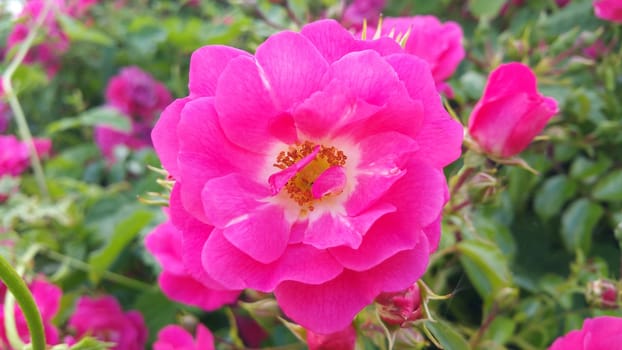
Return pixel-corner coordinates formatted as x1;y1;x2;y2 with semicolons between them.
375;283;422;327
307;324;356;350
594;0;622;23
467;62;559;158
586;279;620;309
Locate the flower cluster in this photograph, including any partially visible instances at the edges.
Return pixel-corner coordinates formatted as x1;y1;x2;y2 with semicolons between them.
152;19;463;333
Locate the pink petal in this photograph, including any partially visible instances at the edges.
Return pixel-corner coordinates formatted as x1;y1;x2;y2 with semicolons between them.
292;81;382;139
158;273;240;311
154;325;195;349
221;205;290;264
195;324;215;350
202;229;343;291
189;45;251;97
202;174;289;263
152;98;189;178
326;51;423;140
215;56;296;153
311;166;347;199
300;20;360;63
303;203;395;249
202;174;270;228
385;54;463;167
269;145;320;195
169;184;230;290
333;160;447;270
274;242;430;334
255;31;329;110
145;220;185;275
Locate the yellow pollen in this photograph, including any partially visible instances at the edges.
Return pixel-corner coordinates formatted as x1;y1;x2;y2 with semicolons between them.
273;141;347;211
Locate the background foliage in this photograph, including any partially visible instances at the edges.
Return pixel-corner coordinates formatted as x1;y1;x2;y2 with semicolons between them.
1;0;621;349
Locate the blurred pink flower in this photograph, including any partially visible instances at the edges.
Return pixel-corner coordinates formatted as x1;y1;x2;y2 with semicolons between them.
66;0;99;17
5;0;69;77
556;0;570;7
154;324;214;350
307;324;356;350
145;214;241;310
375;282;422;327
152;19;462;333
95;66;172;162
364;16;464;94
0;135;52;177
467;62;558;158
67;295;147;350
594;0;622;23
0;277;62;348
548;316;622;350
0;86;10;133
342;0;386;29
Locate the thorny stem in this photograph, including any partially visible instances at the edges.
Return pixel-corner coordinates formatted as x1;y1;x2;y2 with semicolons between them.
1;246;45;350
469;302;500;349
1;0;54;199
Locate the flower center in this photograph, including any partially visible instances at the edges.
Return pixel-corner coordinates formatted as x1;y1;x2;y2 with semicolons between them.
272;141;347;211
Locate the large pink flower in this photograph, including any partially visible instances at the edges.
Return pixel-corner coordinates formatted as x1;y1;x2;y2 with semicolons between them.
0;277;62;348
594;0;622;23
145;213;241;310
467;62;558;158
0;135;52;177
548;316;622;350
5;0;69;77
154;324;214;350
364;16;464;94
67;295;147;350
152;19;462;333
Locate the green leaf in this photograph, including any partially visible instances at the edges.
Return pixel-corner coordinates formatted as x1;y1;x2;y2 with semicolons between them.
46;106;131;135
468;0;506;18
569;156;612;182
561;198;604;254
484;316;516;346
423;319;470;350
87;209;154;283
132;289;178;345
57;15;114;46
534;175;577;221
592;169;622;202
458;239;513;304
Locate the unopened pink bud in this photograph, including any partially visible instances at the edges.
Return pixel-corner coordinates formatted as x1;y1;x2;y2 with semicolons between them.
375;283;422;327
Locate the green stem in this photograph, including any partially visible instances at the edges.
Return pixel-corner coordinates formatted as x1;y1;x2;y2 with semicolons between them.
0;255;46;350
40;248;153;291
1;0;54;199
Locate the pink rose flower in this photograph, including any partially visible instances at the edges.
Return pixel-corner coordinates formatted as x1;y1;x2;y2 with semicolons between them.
0;86;10;133
342;0;386;29
548;316;622;350
0;135;52;177
375;282;422;327
5;0;69;77
152;19;462;333
364;16;464;95
67;295;147;350
154;324;214;350
467;62;558;158
145;213;241;310
307;324;356;350
594;0;622;23
95;66;172;162
0;277;62;347
105;66;172;122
